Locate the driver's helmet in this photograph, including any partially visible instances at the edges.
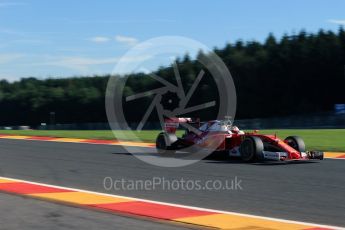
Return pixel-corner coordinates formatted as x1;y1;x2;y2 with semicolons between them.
231;126;240;133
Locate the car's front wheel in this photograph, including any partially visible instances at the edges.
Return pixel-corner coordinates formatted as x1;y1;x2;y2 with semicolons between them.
239;136;264;162
284;136;305;152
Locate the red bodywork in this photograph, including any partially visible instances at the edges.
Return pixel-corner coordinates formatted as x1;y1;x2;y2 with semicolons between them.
164;118;306;160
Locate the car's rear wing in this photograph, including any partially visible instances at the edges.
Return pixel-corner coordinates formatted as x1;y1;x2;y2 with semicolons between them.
164;117;199;133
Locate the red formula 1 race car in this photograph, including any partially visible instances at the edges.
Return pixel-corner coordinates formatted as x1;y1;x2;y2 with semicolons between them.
156;118;324;162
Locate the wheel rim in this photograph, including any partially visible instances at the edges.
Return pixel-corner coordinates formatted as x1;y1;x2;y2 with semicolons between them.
241;140;254;160
287;139;297;150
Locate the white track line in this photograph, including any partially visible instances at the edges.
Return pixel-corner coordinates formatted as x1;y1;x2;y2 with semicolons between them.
0;176;343;230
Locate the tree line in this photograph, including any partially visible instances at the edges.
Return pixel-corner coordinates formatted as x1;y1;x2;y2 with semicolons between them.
0;28;345;126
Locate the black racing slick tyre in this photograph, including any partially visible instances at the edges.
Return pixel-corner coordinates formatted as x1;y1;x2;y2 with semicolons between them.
284;136;306;152
156;132;176;155
239;136;264;162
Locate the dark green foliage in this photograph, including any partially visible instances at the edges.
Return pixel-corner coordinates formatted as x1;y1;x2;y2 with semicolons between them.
1;29;345;125
0;76;109;125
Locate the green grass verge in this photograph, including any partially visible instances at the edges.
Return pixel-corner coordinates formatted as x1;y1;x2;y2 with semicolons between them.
0;130;162;142
0;129;344;152
258;129;345;152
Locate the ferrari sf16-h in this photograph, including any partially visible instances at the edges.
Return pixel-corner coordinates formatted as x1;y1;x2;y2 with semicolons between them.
156;118;324;162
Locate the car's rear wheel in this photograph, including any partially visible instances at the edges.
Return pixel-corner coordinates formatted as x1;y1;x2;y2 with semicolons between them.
156;132;176;155
285;136;305;152
239;136;264;162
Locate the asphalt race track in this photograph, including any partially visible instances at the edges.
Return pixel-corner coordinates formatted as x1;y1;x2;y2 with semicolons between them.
0;139;344;228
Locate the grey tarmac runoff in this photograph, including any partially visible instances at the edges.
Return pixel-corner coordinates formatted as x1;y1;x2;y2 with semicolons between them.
0;138;344;229
0;193;192;230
